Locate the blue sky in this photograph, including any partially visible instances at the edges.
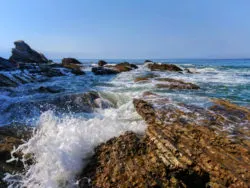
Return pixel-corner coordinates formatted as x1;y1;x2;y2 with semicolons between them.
0;0;250;59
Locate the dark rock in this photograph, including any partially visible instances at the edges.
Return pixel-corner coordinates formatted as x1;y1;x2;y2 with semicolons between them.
38;86;62;93
155;78;200;89
62;58;84;75
43;69;64;77
0;74;18;87
144;59;153;63
62;58;81;65
115;62;138;72
148;63;182;72
134;73;158;82
92;67;119;75
98;60;107;66
9;40;48;63
0;57;18;71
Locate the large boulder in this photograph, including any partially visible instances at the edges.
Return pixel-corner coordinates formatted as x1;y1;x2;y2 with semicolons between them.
0;57;18;71
62;58;84;75
148;63;182;72
9;40;49;63
98;60;107;66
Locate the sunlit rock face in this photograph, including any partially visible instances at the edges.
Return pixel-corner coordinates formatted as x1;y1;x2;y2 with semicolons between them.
80;94;250;188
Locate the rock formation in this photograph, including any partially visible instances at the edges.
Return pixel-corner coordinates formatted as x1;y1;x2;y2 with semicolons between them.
79;94;250;187
98;60;108;66
62;58;85;75
0;57;18;71
9;40;49;63
148;63;183;72
155;78;200;89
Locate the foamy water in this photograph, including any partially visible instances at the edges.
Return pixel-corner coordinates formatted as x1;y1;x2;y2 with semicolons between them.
2;60;250;187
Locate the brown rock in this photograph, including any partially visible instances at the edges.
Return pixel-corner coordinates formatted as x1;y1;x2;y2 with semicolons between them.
62;58;84;75
134;74;158;82
98;60;107;66
155;78;200;89
148;63;182;72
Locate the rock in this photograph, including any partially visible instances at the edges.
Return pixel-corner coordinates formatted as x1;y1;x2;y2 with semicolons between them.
98;60;107;66
62;58;81;65
0;74;18;87
9;40;48;63
79;95;250;187
185;68;199;74
0;124;32;187
148;63;182;72
0;57;18;71
62;58;84;75
92;67;119;75
155;78;200;89
43;68;64;77
38;86;62;93
114;62;138;72
144;59;153;63
134;73;158;82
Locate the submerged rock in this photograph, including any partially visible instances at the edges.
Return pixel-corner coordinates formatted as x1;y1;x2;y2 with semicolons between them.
38;86;62;93
92;67;119;75
9;40;48;63
0;57;18;71
80;95;250;187
155;78;200;89
148;63;182;72
0;74;18;87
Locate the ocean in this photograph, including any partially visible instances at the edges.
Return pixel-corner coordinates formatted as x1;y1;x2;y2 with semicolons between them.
2;59;250;187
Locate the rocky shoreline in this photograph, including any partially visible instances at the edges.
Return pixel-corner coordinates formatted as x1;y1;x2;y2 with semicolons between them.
1;41;250;187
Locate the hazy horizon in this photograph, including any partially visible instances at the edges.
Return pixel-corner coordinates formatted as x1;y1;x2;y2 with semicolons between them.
1;0;250;59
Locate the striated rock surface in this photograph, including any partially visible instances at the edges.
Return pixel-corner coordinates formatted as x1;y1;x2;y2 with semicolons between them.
155;78;200;89
9;40;48;63
148;63;182;72
80;94;250;188
0;57;18;71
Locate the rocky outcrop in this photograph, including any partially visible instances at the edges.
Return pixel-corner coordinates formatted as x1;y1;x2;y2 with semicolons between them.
0;57;18;71
0;124;32;187
148;63;182;72
134;73;158;82
144;59;153;64
9;40;48;63
155;78;200;89
98;60;107;66
92;62;138;75
79;95;250;187
62;58;84;75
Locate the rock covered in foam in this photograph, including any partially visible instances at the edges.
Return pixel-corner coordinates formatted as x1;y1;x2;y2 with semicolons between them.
80;94;250;187
9;40;49;63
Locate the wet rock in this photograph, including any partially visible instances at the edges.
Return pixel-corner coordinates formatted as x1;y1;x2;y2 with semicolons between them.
144;59;153;63
114;62;138;72
0;74;18;87
148;63;182;72
38;86;62;93
62;58;84;75
80;95;250;187
134;73;158;82
0;124;32;187
98;60;107;66
155;78;200;89
92;67;119;75
0;57;18;71
9;40;48;63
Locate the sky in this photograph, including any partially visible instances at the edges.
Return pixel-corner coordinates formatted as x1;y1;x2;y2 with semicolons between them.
0;0;250;59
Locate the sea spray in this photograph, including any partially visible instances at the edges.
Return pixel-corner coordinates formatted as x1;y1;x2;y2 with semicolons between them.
4;100;146;188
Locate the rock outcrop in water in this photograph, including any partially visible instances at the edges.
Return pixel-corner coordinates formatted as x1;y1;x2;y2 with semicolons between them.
148;63;183;72
92;62;138;75
62;58;84;75
79;94;250;187
0;57;18;71
155;78;200;89
98;60;107;67
9;40;49;63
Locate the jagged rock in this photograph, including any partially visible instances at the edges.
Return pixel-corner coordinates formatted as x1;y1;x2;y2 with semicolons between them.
134;74;158;82
0;124;32;187
98;60;107;66
0;74;18;87
148;63;182;72
9;40;48;63
62;58;84;75
80;95;250;187
0;57;18;71
155;78;200;89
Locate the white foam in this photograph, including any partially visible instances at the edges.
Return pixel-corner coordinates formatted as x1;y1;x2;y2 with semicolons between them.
5;100;146;188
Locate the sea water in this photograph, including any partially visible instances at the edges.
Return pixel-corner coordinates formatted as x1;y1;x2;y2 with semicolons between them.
2;59;250;187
